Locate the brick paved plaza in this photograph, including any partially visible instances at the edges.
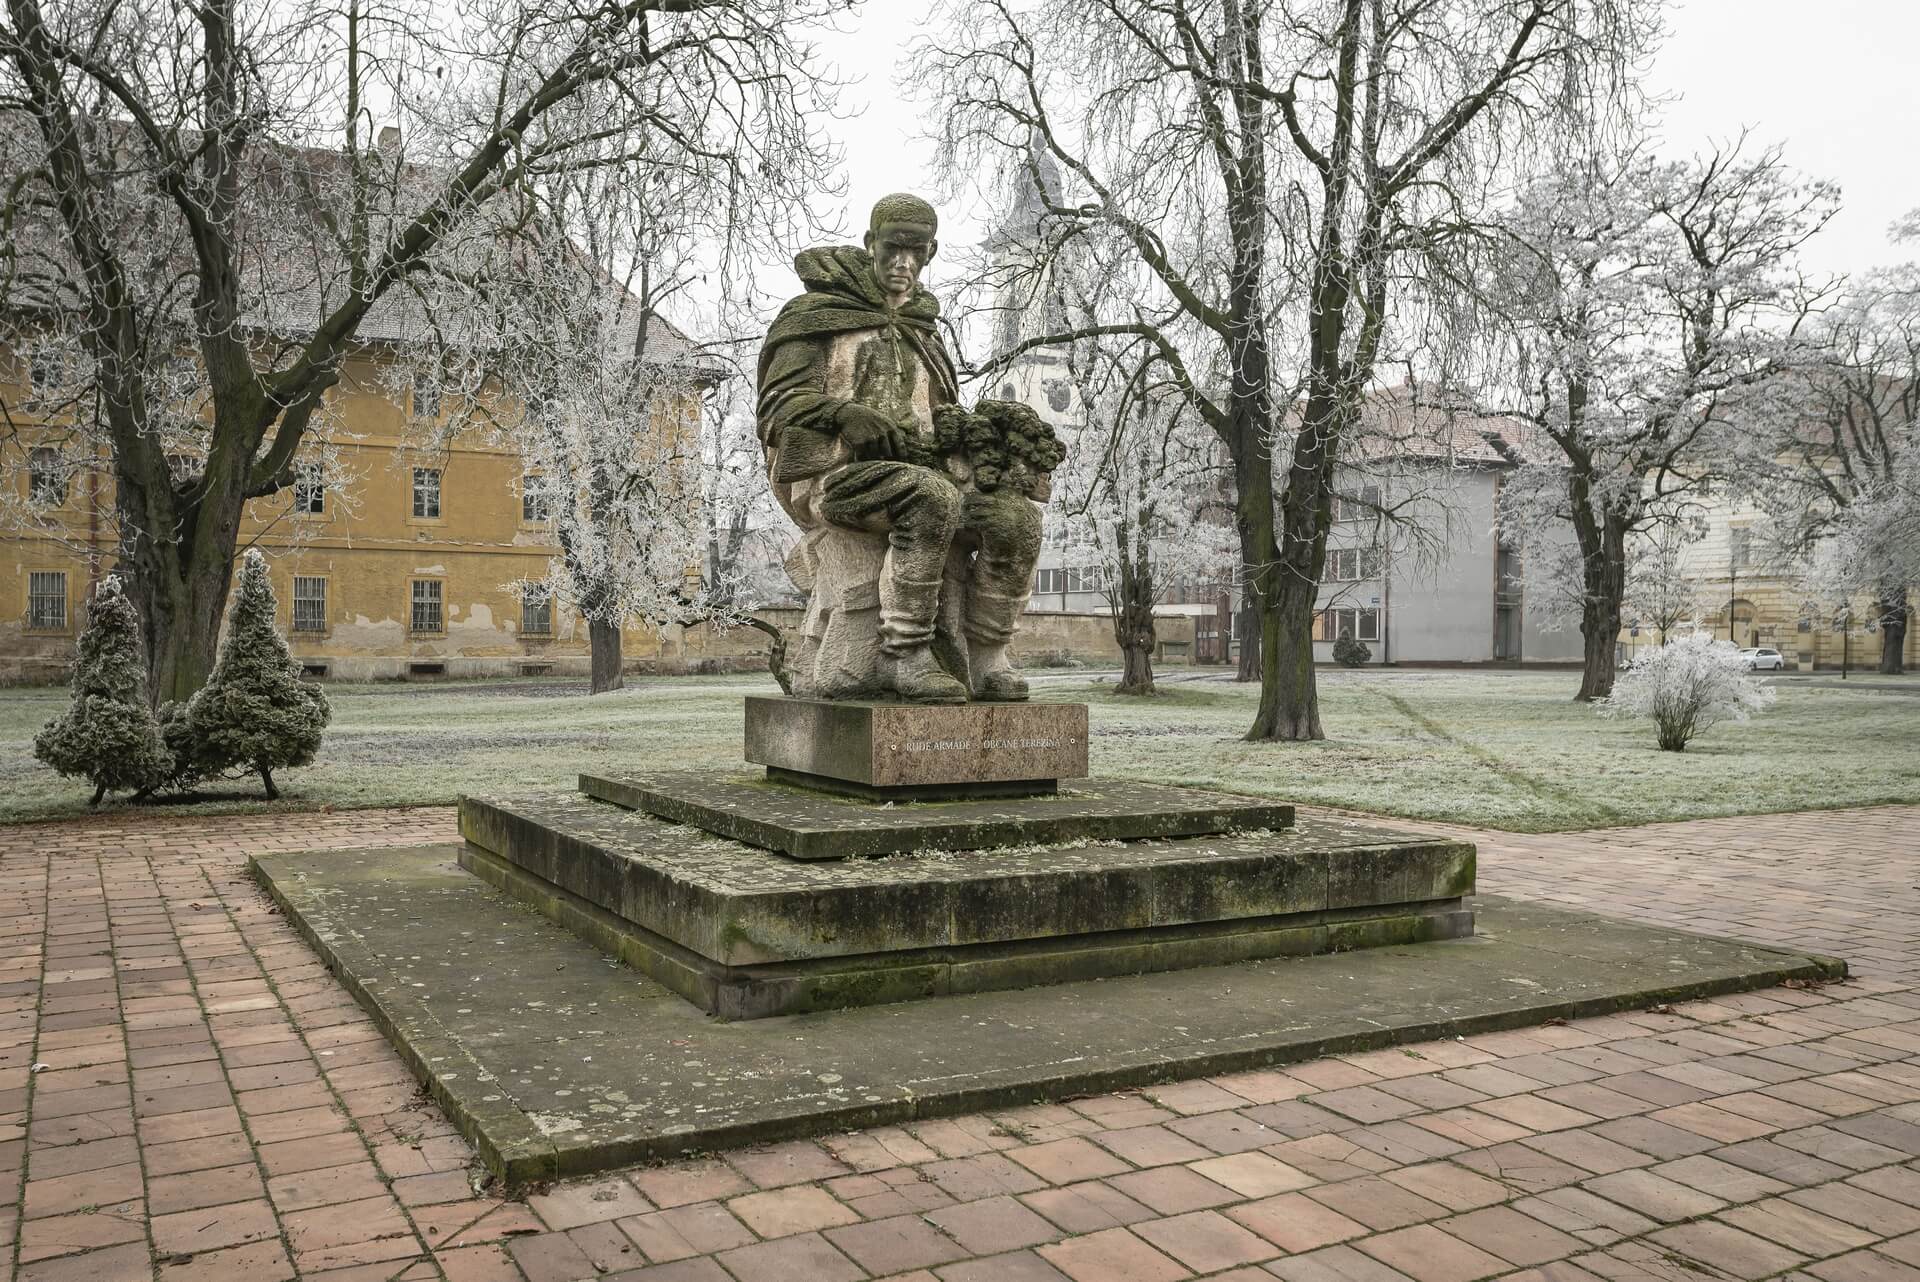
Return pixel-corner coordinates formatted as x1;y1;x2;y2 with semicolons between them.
4;804;1919;1282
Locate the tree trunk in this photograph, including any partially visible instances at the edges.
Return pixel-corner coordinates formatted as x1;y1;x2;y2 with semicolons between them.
1251;572;1323;739
1118;639;1155;694
120;481;243;707
260;766;278;801
1560;409;1630;703
1573;510;1629;702
1575;599;1621;702
1240;458;1327;741
1877;587;1909;676
1112;509;1158;696
589;619;625;693
1112;587;1157;697
1234;594;1261;681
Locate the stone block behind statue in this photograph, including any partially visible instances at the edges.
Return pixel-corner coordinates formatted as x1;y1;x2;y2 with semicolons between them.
757;193;1061;703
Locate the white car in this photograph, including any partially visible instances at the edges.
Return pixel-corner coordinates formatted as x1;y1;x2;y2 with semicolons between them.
1739;647;1787;671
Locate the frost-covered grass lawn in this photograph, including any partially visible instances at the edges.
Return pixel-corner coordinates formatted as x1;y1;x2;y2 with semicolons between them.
1;668;1915;830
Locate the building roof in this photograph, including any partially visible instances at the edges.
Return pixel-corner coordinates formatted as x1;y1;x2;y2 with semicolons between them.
1335;382;1549;468
0;117;697;366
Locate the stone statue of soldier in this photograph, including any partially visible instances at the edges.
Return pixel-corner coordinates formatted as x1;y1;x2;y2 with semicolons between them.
757;193;1049;704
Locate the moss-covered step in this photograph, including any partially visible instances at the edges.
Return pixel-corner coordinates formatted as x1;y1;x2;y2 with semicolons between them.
251;842;1846;1190
457;791;1474;1018
580;772;1296;859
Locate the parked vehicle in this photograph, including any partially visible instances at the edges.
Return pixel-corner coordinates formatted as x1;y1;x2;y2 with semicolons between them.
1738;647;1787;671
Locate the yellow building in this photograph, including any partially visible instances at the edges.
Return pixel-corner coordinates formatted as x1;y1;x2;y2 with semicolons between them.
1615;491;1917;671
1;342;767;685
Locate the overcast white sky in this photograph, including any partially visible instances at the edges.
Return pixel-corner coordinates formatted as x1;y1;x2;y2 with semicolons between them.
805;0;1918;284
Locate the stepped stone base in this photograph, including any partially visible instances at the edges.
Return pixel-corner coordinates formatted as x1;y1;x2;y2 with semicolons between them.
251;841;1847;1187
456;791;1475;1019
579;772;1295;860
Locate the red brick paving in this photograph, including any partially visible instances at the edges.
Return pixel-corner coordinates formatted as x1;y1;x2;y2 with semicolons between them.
3;803;1919;1280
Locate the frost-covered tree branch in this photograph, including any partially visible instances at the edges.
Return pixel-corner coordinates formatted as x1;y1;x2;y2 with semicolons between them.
912;0;1655;740
1742;216;1919;673
0;0;846;701
1478;136;1836;700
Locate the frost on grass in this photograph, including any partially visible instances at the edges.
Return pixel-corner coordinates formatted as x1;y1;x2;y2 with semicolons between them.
1601;634;1775;752
4;671;1914;828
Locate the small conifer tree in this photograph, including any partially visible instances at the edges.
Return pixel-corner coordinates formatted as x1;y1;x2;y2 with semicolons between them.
33;576;172;805
184;549;331;798
1332;634;1372;667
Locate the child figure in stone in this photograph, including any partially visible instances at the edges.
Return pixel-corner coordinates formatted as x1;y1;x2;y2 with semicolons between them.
757;193;1046;703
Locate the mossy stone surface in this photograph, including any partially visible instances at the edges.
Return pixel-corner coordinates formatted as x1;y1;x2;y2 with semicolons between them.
457;790;1474;967
252;842;1845;1190
583;771;1296;859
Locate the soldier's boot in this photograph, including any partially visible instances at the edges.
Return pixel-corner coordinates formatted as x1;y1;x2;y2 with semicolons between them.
881;576;969;704
965;586;1030;702
961;491;1041;702
968;641;1028;702
889;645;970;704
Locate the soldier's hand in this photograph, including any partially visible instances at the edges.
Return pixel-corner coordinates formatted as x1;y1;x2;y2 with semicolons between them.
837;403;908;460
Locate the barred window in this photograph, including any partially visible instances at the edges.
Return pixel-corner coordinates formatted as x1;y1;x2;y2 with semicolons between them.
410;579;443;633
521;474;550;523
292;577;327;633
28;447;67;506
293;462;325;514
27;571;67;630
411;467;441;519
521;585;552;635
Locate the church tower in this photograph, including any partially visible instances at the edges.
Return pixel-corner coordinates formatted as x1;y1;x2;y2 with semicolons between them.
985;145;1080;428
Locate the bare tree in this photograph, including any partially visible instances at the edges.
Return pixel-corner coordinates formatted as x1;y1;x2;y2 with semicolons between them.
1050;341;1236;695
0;0;841;701
1622;521;1707;645
1483;139;1835;700
1750;217;1919;674
697;354;791;613
389;135;822;693
914;0;1650;740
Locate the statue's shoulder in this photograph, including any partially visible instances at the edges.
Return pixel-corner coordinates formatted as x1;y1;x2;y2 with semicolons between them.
792;244;873;295
763;247;889;360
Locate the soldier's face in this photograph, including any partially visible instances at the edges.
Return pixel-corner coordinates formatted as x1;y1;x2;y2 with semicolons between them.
866;222;936;305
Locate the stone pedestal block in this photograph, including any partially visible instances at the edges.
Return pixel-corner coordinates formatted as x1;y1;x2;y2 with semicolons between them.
743;696;1088;799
